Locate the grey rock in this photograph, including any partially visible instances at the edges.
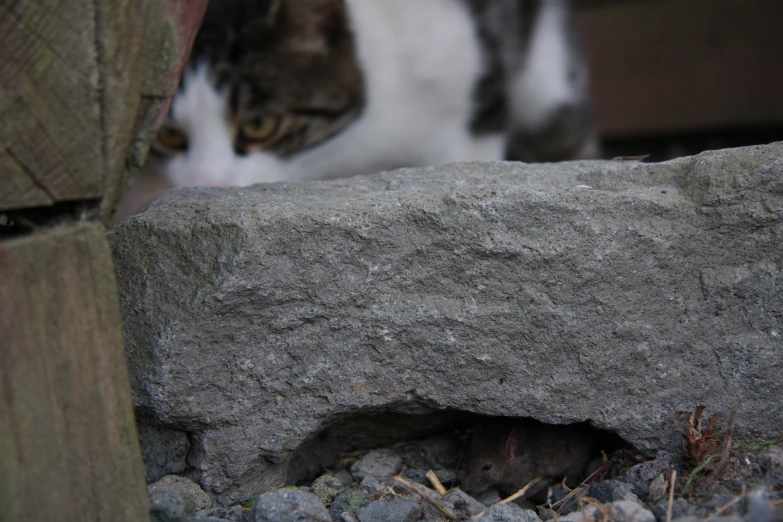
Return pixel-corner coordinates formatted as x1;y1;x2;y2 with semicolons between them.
330;490;371;520
334;470;354;487
588;479;641;504
475;488;503;507
109;144;783;503
399;434;460;469
443;488;487;517
647;473;668;502
150;475;212;514
149;486;185;522
139;423;190;483
621;452;680;498
356;499;422;522
607;500;655;522
746;486;783;522
401;469;428;484
560;500;654;522
431;470;457;487
185;517;230;522
250;488;330;522
350;449;402;481
652;498;695;521
402;468;457;489
704;493;741;514
312;474;345;506
672;518;742;522
759;446;783;487
193;506;244;521
358;475;385;493
340;513;360;522
478;502;541;522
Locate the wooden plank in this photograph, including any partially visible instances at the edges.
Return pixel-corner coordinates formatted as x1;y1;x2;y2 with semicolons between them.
0;224;148;522
0;0;103;208
0;1;207;217
575;0;783;136
102;0;208;223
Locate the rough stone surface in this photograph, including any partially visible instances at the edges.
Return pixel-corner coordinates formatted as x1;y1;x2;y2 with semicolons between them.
647;473;668;502
746;487;783;522
312;474;345;505
588;479;641;504
192;506;244;521
476;489;504;507
620;451;681;499
652;498;698;521
148;486;185;522
403;468;457;489
443;489;487;517
330;490;370;521
250;488;330;522
150;475;212;514
356;499;422;522
350;449;403;481
478;503;542;522
759;447;783;487
560;500;655;522
109;144;783;503
139;423;190;483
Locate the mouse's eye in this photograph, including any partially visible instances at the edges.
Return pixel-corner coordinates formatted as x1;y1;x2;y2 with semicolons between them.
238;115;279;143
153;125;189;154
482;463;492;471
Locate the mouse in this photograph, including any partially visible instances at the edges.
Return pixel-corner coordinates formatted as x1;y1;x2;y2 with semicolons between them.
462;419;595;501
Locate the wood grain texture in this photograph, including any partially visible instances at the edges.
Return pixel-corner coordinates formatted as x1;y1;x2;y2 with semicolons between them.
0;224;148;521
576;0;783;136
0;0;207;219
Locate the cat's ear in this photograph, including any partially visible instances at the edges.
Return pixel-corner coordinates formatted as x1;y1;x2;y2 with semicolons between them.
258;0;283;27
240;0;283;33
504;427;527;459
282;0;350;53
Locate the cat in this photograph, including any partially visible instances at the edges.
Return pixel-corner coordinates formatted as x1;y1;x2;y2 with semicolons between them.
117;0;596;219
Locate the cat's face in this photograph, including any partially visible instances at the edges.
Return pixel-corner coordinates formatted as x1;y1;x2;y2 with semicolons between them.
150;0;364;186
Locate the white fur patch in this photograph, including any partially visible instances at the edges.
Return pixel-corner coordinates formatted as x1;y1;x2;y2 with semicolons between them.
509;0;577;131
162;1;506;187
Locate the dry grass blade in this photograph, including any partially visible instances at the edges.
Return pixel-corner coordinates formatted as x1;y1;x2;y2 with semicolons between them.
550;483;589;516
666;470;676;522
426;469;447;496
393;475;457;521
580;497;614;521
472;477;542;519
701;403;740;489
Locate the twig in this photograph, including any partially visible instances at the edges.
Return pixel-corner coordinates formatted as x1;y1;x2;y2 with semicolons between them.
705;485;745;521
666;470;676;522
426;470;447;496
394;475;457;521
701;403;740;489
682;452;721;494
472;477;542;519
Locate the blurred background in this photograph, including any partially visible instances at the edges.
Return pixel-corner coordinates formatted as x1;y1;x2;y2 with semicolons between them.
573;0;783;161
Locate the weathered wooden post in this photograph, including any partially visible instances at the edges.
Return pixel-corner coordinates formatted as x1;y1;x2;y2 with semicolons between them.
0;2;207;520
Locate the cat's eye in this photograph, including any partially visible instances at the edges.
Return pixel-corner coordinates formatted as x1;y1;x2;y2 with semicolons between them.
154;125;188;154
482;463;492;471
238;116;279;143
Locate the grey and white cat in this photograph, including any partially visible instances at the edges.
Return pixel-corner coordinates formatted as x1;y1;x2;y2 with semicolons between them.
148;0;596;188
